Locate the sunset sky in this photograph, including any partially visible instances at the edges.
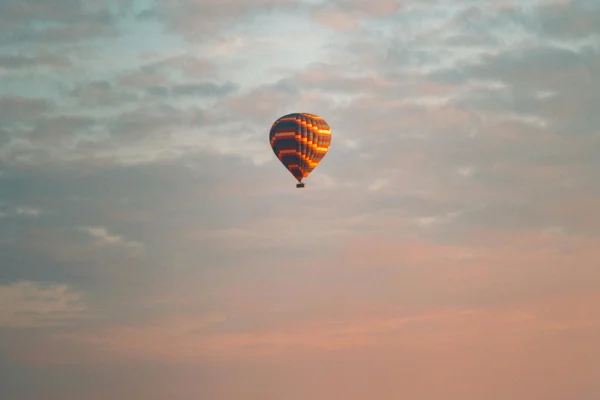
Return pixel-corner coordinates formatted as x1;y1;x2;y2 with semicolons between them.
1;0;600;399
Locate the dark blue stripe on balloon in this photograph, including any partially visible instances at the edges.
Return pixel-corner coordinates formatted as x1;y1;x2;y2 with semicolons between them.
272;138;297;152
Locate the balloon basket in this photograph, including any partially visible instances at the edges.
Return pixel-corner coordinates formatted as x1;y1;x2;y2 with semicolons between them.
296;183;305;188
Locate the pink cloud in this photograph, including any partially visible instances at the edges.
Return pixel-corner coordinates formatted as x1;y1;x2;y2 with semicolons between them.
350;0;401;16
160;0;301;39
9;226;600;398
312;0;401;31
27;288;600;373
313;11;359;32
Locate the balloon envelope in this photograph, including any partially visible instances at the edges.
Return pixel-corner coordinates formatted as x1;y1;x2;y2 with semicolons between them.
269;113;331;185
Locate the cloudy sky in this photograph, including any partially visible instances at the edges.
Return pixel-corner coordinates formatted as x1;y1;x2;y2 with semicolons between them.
1;0;600;399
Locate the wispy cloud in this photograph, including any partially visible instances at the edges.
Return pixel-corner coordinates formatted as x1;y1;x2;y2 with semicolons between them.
81;226;144;251
0;205;43;218
0;281;86;328
15;206;43;217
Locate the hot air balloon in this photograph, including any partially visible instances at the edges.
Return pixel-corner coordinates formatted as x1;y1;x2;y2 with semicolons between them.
269;112;332;188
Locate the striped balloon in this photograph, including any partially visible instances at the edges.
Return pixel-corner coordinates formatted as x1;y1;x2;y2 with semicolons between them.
269;113;332;188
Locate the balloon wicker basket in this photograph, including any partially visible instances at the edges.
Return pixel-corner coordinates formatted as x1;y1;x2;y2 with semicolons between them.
296;182;305;188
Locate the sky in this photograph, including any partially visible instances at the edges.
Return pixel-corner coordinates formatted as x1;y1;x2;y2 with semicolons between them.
1;0;600;399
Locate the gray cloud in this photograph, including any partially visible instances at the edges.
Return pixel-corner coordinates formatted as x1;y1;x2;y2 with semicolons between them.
170;81;238;97
442;43;600;135
467;45;592;88
0;114;99;166
0;97;54;124
0;0;120;45
108;104;206;138
143;82;239;98
154;0;302;41
68;80;140;107
0;281;85;328
67;62;235;108
222;79;301;124
532;0;600;39
138;54;217;79
0;54;72;70
117;69;171;89
0;153;295;328
28;116;98;142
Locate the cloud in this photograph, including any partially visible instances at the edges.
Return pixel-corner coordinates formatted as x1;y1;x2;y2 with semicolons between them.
0;53;72;70
136;53;217;78
68;80;140;107
64;56;228;108
1;104;221;167
81;226;144;251
15;206;43;217
0;114;100;166
28;116;98;143
39;271;600;365
170;81;238;97
312;0;401;31
530;0;600;39
117;69;172;89
106;104;209;142
224;79;301;122
155;0;302;41
0;281;86;328
0;0;120;45
21;225;145;263
0;205;43;218
0;96;53;124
